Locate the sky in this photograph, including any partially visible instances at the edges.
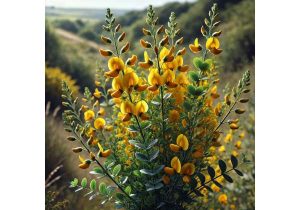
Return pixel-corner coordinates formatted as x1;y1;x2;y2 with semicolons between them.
45;0;197;9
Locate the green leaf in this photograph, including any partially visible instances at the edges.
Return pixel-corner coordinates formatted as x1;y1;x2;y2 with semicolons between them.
194;87;204;96
135;152;149;162
204;185;213;192
149;149;159;161
133;170;141;177
223;173;234;183
141;121;152;129
187;85;196;95
213;180;223;188
193;57;210;71
120;176;128;184
147;139;158;150
163;93;172;99
234;169;244;176
99;182;107;195
116;192;125;201
112;164;122;177
231;155;238;168
90;167;103;175
218;160;227;173
125;186;132;194
70;178;78;187
81;178;87;188
151;100;160;106
183;100;192;111
129;140;146;150
198;173;206;185
128;125;138;133
146;182;163;191
140;165;164;176
90;179;97;191
189;71;200;82
207;166;215;179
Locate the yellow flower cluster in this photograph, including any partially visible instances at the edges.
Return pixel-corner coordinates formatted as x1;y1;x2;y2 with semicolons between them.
61;4;251;210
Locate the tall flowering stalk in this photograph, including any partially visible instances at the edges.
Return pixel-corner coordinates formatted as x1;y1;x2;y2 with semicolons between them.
61;3;251;210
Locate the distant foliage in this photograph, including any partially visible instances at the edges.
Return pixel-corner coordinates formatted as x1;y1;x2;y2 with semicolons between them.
45;67;79;107
54;19;79;33
45;22;94;91
79;0;254;73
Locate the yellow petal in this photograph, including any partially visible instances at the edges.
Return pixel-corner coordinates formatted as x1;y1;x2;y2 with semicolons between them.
79;155;85;163
120;101;134;114
170;144;181;152
97;143;104;152
194;38;199;46
176;134;189;151
171;156;181;173
94;118;106;130
135;100;149;116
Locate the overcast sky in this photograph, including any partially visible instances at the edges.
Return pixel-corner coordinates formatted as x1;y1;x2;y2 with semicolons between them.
46;0;197;9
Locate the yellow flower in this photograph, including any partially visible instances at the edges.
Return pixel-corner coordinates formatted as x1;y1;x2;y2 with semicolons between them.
214;102;222;116
176;73;189;86
105;57;125;78
232;150;239;157
94;118;106;130
122;67;139;93
97;107;105;116
235;140;242;149
111;76;124;98
163;69;177;88
218;194;228;205
105;125;114;132
134;100;149;120
148;68;163;92
176;134;189;151
224;130;233;143
169;144;181;152
126;54;138;66
206;37;222;55
138;51;153;69
164;167;175;175
168;109;180;123
181;163;195;175
93;88;101;98
230;123;239;130
84;110;95;121
171;156;181;173
189;38;202;53
218;145;226;153
239;131;245;139
210;85;220;99
120;101;135;122
97;143;111;158
78;155;91;169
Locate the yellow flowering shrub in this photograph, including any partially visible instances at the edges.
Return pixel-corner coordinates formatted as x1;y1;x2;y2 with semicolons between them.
61;4;252;210
45;66;79;107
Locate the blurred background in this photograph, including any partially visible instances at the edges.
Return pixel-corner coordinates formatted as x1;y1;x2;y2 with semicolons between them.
45;0;254;209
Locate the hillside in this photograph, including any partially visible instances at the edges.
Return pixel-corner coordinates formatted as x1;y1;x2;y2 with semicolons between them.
84;0;255;72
